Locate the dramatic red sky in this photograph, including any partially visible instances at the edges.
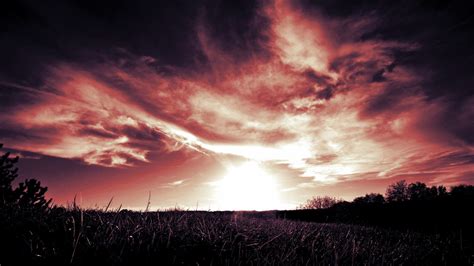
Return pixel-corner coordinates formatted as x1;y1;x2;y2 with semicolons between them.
1;0;473;210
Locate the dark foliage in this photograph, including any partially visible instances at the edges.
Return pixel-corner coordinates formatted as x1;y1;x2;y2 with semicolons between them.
278;180;474;264
0;144;54;265
353;193;385;204
0;144;51;210
385;180;409;202
15;179;52;211
0;143;19;207
407;182;439;201
298;195;342;209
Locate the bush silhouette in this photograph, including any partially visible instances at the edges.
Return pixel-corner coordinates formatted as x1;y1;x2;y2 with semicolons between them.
0;144;51;210
15;178;52;211
298;196;342;209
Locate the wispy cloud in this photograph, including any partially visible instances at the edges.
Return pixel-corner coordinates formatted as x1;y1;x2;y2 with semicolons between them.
160;179;188;189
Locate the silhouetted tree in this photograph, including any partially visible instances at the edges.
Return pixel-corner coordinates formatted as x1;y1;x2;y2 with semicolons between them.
407;182;428;200
386;180;409;202
408;182;426;199
450;184;474;199
299;196;342;209
407;182;443;201
353;193;385;204
0;144;19;207
437;185;448;197
0;144;51;210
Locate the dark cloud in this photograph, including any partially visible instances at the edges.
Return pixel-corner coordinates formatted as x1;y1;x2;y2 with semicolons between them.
371;69;386;82
199;0;271;62
78;128;118;140
316;87;334;100
416;99;474;146
0;126;59;145
363;86;420;115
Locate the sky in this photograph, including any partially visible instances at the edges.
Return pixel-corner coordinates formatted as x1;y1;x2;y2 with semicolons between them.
1;0;473;210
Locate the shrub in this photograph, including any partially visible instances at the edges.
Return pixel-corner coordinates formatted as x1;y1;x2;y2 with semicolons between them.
298;196;342;209
0;144;51;211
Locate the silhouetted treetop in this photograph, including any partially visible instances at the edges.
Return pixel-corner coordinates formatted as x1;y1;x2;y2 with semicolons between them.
386;180;409;202
407;182;441;201
450;184;474;199
0;144;51;210
353;193;385;204
0;144;19;207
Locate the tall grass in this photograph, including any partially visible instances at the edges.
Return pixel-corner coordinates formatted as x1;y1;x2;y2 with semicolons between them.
0;207;467;265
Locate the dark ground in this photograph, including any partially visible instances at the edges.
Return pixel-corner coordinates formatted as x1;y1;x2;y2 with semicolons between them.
0;208;471;265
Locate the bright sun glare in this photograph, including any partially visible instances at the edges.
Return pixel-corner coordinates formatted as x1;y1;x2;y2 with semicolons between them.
215;161;280;211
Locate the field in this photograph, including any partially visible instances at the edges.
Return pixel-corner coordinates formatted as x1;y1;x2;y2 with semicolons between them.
0;208;468;265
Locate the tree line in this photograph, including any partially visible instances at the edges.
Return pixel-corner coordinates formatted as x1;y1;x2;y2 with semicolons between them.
281;179;474;239
299;179;473;210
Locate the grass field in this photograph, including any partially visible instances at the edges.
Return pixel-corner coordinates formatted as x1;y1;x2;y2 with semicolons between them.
0;208;468;265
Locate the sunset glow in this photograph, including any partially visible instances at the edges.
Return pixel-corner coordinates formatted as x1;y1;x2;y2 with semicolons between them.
214;161;280;211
